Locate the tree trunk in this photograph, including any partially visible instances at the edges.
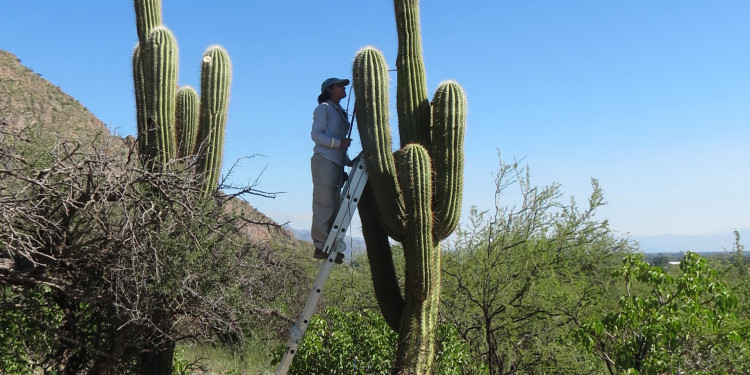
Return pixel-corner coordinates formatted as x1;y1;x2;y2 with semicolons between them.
139;341;175;375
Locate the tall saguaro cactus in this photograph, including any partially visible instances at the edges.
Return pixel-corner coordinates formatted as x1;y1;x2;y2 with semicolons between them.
131;1;233;373
353;0;466;373
132;0;231;195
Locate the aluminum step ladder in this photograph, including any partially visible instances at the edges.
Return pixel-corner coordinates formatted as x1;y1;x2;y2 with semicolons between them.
274;155;368;375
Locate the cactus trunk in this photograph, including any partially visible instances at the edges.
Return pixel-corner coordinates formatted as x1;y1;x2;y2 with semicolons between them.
394;144;439;373
131;1;233;373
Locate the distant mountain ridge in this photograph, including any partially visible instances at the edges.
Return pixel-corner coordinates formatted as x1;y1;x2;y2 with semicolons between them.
291;227;748;256
292;226;747;254
631;231;747;253
290;228;366;259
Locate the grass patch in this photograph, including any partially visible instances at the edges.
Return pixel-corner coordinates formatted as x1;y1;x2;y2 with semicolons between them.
176;336;282;375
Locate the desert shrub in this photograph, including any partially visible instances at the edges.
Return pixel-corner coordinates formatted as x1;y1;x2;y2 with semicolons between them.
274;306;474;374
440;157;629;374
0;126;302;374
577;252;750;374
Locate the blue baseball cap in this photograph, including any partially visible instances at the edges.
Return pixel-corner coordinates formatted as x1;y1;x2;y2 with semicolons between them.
321;77;350;92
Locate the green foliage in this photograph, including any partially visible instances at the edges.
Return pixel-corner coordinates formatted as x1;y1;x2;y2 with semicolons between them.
577;252;750;374
282;307;396;374
175;338;280;375
171;348;198;375
324;249;400;312
729;230;748;276
273;307;474;375
0;287;57;374
432;324;485;375
726;231;750;327
440;157;627;374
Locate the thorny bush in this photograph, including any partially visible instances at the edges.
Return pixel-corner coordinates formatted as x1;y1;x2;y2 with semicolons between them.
0;125;302;374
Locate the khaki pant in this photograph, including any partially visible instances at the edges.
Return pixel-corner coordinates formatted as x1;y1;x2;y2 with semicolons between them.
311;153;343;249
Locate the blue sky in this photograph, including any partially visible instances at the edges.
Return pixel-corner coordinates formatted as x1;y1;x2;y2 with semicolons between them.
2;1;748;246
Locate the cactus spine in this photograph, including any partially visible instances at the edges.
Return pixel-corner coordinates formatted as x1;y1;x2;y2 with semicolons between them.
132;0;231;194
352;0;466;373
176;86;199;158
132;44;148;159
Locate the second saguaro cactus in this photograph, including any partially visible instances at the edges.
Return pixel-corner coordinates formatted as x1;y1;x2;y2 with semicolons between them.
353;0;467;373
132;0;231;195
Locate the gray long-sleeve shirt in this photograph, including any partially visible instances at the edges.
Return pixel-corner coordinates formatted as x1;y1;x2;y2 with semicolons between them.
311;100;350;166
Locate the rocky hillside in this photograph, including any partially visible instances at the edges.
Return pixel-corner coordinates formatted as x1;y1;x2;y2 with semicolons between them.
0;48;293;245
0;50;117;141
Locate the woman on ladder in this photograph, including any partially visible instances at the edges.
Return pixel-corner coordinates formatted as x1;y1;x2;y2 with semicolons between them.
310;77;352;264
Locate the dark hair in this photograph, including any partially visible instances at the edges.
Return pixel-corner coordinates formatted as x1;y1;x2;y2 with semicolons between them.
317;89;331;104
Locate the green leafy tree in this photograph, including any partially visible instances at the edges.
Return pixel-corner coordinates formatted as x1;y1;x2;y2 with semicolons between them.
729;230;747;276
440;156;630;374
727;231;750;324
577;252;750;374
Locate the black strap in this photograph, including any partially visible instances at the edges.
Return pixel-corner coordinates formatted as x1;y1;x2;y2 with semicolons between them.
331;101;349;126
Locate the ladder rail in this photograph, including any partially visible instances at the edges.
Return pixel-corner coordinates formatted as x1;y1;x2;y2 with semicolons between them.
274;155;368;375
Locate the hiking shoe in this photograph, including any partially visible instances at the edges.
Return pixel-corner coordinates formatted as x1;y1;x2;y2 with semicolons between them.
313;248;344;264
313;247;326;259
